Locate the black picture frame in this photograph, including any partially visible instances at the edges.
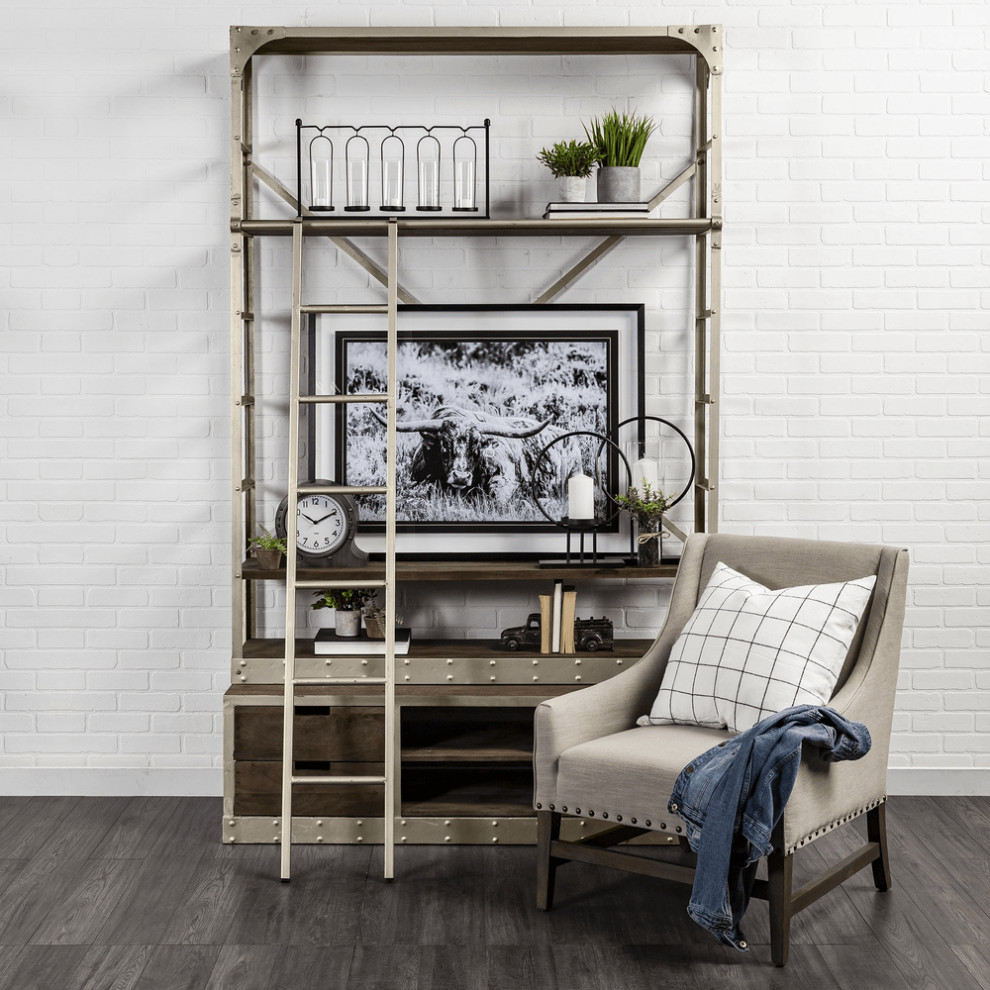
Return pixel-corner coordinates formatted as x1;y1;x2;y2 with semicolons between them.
318;303;645;555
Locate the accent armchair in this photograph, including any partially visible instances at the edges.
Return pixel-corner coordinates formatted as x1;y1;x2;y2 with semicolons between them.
534;533;909;966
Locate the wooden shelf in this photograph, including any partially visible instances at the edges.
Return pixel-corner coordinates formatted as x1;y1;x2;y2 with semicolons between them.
227;682;587;700
241;558;677;582
402;708;533;764
401;730;532;764
242;636;652;661
236;217;713;238
401;769;533;817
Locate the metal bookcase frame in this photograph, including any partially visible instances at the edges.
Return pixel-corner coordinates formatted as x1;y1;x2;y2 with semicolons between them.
228;25;722;857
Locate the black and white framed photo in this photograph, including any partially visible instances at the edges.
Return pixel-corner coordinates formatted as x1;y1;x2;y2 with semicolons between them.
315;304;645;557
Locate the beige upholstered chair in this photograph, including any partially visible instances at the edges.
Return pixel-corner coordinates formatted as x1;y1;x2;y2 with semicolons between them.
534;533;909;966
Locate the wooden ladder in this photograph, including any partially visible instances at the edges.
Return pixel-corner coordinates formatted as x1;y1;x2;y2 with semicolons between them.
280;217;399;881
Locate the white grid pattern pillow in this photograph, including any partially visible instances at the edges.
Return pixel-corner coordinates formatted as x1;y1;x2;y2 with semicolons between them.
640;562;876;733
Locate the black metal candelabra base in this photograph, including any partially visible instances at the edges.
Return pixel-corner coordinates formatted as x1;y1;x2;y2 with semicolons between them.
538;517;627;569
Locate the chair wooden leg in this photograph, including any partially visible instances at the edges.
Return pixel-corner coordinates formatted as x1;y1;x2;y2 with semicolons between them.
767;846;793;968
536;810;561;911
867;802;892;892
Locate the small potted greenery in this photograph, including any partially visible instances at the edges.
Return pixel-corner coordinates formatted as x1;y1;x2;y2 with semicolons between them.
362;596;404;639
614;482;676;566
583;109;657;203
536;139;596;202
249;528;287;570
311;587;377;637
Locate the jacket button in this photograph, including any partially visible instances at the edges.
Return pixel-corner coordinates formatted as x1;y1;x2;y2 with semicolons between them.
685;766;694;774
670;803;678;812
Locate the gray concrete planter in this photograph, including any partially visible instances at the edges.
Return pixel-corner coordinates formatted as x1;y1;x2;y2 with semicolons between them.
596;166;641;203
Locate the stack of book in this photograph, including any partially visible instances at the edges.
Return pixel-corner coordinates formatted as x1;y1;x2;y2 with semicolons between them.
538;580;577;654
542;201;652;221
314;628;413;655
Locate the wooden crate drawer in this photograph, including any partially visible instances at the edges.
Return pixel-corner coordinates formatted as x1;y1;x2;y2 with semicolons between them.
233;760;384;816
233;706;385;762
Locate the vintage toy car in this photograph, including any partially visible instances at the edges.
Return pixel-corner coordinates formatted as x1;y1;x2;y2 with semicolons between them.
499;613;614;652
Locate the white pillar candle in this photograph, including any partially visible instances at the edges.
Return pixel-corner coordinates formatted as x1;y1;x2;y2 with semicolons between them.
567;471;595;520
633;457;658;491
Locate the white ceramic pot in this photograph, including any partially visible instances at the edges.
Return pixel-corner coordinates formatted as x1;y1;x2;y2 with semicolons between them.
334;609;361;637
557;175;587;203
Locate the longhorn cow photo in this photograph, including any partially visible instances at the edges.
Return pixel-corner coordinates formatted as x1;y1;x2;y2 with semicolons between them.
334;328;620;528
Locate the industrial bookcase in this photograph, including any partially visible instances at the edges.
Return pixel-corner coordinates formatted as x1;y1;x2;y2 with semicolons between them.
226;26;722;862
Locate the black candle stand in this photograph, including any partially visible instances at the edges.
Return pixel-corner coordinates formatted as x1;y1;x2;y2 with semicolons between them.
537;516;627;569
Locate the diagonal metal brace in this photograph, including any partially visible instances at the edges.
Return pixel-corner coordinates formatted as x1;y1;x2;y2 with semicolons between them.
250;163;421;305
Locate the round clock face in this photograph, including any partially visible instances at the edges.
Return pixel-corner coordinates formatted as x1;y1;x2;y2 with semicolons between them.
292;493;348;557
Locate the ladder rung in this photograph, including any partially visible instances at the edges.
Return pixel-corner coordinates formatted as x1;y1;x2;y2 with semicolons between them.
293;578;388;590
297;484;387;496
298;393;389;405
290;775;386;785
300;305;389;315
291;677;387;686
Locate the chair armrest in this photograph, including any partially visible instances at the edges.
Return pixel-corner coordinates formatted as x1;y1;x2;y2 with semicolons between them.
533;636;669;808
782;547;909;853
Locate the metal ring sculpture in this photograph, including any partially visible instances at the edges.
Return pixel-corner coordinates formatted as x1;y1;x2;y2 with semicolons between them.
602;415;696;512
531;430;633;528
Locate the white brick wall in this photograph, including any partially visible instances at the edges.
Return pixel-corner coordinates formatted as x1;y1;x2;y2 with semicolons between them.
1;0;988;795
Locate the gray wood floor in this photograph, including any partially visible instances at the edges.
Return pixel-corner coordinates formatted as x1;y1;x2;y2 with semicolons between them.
0;796;988;989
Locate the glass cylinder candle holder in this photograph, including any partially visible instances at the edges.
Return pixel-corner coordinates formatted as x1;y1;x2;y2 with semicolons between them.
453;134;477;211
416;135;441;211
308;135;334;212
344;134;370;212
380;134;406;212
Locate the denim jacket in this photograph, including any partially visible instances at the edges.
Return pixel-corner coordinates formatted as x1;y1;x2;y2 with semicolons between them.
668;705;872;950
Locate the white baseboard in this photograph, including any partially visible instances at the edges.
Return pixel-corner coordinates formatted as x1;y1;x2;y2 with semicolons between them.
2;767;988;798
0;768;222;796
886;768;990;796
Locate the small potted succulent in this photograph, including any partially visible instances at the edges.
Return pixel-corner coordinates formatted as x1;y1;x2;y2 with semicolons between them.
536;139;596;202
311;587;377;638
614;482;676;566
249;528;287;570
362;596;404;639
583;109;657;203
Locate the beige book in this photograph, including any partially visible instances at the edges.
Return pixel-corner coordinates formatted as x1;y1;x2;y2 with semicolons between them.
561;589;577;653
538;595;552;654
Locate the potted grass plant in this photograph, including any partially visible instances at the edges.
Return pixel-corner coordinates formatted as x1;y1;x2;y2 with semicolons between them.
583;109;657;203
536;139;597;202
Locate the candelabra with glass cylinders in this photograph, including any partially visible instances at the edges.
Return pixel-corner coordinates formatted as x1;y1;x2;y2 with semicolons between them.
296;120;490;219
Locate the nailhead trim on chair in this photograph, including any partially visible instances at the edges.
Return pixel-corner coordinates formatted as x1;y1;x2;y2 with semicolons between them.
787;796;886;854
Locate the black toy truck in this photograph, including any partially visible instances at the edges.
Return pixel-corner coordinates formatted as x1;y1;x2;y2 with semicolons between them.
499;613;614;652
